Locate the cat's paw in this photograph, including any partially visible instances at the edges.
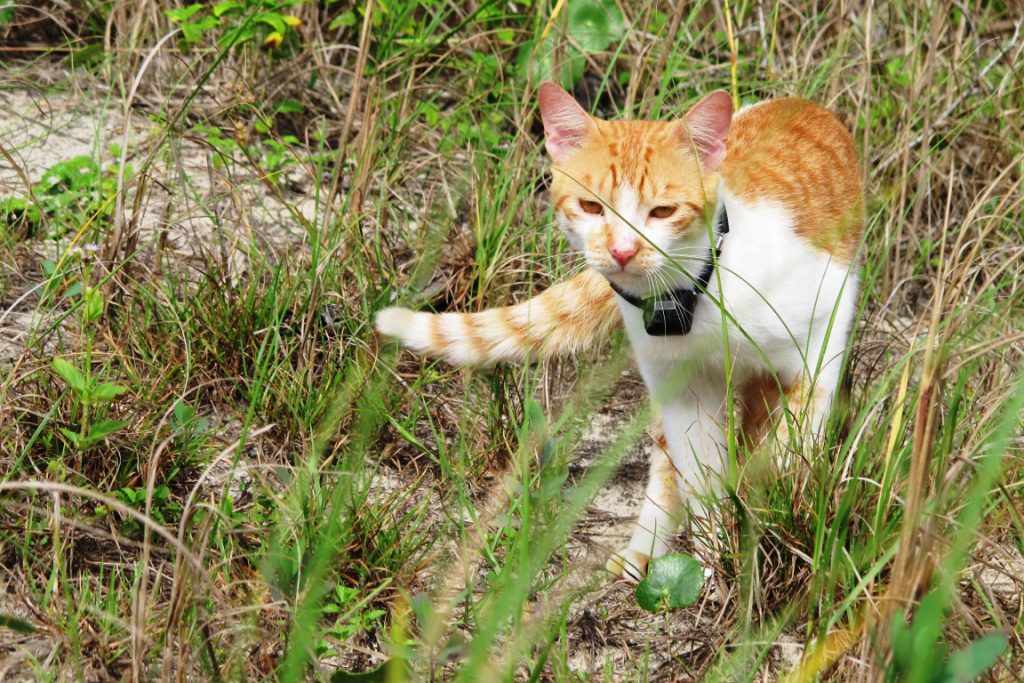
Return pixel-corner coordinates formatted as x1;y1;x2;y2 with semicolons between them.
605;548;650;582
375;306;416;339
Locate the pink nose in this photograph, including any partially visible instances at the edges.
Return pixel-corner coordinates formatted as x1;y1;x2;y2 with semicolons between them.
610;243;639;268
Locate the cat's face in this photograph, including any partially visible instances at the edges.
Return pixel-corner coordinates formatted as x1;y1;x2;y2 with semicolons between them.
538;84;732;295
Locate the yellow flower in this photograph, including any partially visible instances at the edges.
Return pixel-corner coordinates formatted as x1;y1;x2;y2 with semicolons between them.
283;15;302;28
263;31;283;49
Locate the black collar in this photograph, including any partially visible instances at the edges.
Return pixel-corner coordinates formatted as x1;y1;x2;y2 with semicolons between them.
608;207;729;336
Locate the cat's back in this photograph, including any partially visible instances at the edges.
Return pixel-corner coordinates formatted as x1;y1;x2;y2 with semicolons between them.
720;98;863;259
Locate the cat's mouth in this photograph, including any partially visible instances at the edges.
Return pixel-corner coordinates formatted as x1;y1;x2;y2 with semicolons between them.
590;264;658;295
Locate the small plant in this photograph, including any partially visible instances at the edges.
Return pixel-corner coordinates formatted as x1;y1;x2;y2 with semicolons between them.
318;584;388;657
166;0;305;53
190;121;301;178
518;0;625;87
113;484;182;536
885;593;1009;682
634;553;705;612
0;153;121;240
49;245;127;456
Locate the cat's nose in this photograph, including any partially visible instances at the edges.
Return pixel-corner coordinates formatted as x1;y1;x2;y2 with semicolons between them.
610;243;639;268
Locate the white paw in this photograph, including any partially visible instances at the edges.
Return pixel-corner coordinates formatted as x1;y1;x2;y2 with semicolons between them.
605;548;650;582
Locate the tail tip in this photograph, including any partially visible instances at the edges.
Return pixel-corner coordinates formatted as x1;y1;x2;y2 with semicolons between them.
375;306;417;339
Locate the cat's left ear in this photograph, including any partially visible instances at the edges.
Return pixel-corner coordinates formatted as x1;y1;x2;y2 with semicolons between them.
679;90;733;171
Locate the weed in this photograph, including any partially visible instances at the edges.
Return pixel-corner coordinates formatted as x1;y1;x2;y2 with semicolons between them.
0;1;1022;681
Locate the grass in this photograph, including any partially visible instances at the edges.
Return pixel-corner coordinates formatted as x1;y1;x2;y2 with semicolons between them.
1;0;1022;680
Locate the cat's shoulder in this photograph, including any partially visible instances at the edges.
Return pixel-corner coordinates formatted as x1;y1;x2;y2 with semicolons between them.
729;97;853;147
722;97;863;258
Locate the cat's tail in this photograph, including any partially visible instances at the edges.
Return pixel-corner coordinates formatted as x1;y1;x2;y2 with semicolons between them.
375;269;621;366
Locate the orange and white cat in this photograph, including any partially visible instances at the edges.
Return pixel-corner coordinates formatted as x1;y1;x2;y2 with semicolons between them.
377;82;862;578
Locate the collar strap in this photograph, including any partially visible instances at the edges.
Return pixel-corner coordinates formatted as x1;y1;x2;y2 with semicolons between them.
608;207;729;336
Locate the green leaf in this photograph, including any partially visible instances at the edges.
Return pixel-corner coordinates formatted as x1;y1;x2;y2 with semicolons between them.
52;358;88;395
635;553;704;612
82;286;104;323
942;633;1008;682
516;37;585;89
59;427;82;448
68;43;104;69
91;382;127;403
181;15;219;43
219;26;257;48
274;99;304;114
254;12;287;34
212;1;241;17
85;420;126;444
41;155;99;192
329;11;357;30
181;22;203;44
567;0;625;53
0;614;36;634
165;4;203;23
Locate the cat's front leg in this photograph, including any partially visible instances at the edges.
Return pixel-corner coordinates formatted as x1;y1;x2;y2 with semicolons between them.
659;382;729;562
606;419;681;581
607;381;728;580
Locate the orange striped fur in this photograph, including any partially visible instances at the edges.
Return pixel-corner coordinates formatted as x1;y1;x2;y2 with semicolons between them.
376;269;619;366
721;99;863;260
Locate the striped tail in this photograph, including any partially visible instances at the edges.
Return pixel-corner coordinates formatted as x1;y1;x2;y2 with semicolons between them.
375;269;621;366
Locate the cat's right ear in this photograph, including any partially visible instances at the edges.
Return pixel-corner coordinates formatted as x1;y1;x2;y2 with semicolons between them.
538;82;595;162
680;90;733;172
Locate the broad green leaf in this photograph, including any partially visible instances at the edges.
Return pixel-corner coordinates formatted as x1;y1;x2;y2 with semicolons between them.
59;427;82;448
275;99;304;114
212;1;241;17
635;553;704;612
567;0;625;53
219;26;257;48
942;633;1008;682
165;4;203;23
85;419;126;444
52;358;87;395
91;382;127;403
68;43;104;68
516;37;585;89
254;12;287;34
41;155;99;192
181;22;202;44
329;11;357;30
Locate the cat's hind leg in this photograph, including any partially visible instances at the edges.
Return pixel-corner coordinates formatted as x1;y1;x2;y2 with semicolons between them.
776;270;857;444
606;419;681;581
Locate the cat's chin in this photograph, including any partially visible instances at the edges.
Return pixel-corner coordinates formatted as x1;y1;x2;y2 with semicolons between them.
600;271;665;298
590;267;646;289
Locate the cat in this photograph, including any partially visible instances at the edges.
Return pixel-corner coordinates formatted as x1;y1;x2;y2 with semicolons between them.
376;82;863;579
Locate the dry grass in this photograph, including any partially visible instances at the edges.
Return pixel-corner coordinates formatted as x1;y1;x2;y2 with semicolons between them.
1;1;1022;681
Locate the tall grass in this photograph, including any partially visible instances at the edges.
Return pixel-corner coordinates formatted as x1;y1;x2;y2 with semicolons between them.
0;1;1021;680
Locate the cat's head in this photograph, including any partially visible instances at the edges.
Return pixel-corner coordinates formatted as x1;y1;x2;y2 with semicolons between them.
538;82;732;295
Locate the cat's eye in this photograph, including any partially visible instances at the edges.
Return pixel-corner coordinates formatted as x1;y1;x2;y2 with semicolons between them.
579;199;604;215
649;205;676;219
